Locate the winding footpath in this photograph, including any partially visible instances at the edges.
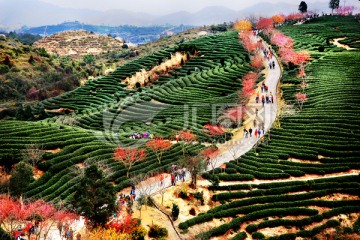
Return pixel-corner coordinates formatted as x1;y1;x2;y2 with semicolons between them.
129;37;282;198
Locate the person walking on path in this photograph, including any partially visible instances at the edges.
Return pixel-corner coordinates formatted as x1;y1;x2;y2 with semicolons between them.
254;129;258;138
249;128;253;137
171;173;175;186
262;96;265;107
258;129;262;138
272;61;275;69
255;108;258;116
244;128;248;138
256;92;260;103
270;92;274;104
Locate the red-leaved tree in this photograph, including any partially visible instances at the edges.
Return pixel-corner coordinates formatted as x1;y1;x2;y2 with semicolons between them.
113;147;147;177
256;18;274;30
178;130;197;155
285;13;304;21
0;195;77;239
297;66;306;79
203;124;226;143
199;147;220;174
146;139;172;164
241;73;259;100
106;214;138;234
224;106;246;127
295;92;308;111
293;51;311;65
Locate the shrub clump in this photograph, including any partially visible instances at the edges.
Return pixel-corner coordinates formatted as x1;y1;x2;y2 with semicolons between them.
148;224;168;239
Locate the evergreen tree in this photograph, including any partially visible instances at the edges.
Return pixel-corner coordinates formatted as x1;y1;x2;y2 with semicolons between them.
298;1;308;13
9;161;34;197
73;165;117;228
329;0;340;13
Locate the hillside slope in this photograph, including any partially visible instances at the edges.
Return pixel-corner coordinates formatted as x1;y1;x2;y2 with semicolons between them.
181;16;360;240
33;30;125;57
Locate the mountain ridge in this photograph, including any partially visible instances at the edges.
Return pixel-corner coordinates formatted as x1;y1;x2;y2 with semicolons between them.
0;0;334;28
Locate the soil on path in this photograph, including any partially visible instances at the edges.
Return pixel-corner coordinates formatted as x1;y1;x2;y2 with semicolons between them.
331;37;356;50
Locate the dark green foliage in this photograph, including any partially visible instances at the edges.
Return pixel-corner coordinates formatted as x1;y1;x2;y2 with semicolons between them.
353;217;360;234
231;231;247;240
189;208;196;216
329;0;340;12
194;191;204;205
83;54;95;65
28;55;35;64
252;232;265;239
0;227;10;240
298;1;308;13
6;31;42;45
179;190;188;199
9;161;34;197
172;203;179;221
0;64;9;74
73;165;117;227
246;224;258;233
148;224;168;238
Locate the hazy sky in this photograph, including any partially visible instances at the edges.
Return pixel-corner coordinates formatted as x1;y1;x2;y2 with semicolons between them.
40;0;360;15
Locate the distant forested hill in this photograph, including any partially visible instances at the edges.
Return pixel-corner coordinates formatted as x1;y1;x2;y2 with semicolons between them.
19;21;195;44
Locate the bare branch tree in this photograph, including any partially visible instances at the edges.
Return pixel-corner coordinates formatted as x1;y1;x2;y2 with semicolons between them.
21;143;43;167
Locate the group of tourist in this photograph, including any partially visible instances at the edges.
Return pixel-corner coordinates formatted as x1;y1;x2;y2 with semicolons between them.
129;132;154;139
243;126;265;139
117;185;136;207
256;91;274;107
170;165;187;186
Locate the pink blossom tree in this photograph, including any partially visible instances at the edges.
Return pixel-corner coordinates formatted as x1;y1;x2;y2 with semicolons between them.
251;54;264;71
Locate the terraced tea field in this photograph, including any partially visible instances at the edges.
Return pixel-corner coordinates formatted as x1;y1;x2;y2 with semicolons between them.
178;16;360;239
0;31;251;202
0;16;359;239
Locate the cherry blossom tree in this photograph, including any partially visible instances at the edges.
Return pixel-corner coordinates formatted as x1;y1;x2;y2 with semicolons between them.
278;47;297;65
146;139;172;164
295;92;308;111
251;54;264;71
113;147;147;177
234;20;252;31
270;30;294;48
239;32;257;52
335;5;356;15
